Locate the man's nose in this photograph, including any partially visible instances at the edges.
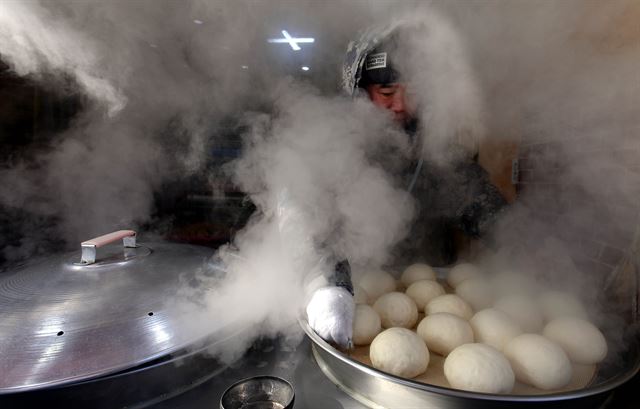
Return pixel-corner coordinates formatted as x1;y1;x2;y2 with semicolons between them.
390;93;405;113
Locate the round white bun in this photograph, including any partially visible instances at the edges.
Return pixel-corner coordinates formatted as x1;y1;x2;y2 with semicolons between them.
373;292;419;329
357;269;396;303
470;308;523;352
493;294;544;333
405;279;446;312
455;278;494;311
543;317;608;364
417;313;474;356
370;328;429;378
504;333;572;390
444;343;514;394
425;294;473;321
353;304;382;346
400;263;437;287
447;263;482;288
539;290;589;322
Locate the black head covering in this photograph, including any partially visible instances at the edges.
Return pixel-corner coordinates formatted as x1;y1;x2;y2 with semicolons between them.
358;34;400;87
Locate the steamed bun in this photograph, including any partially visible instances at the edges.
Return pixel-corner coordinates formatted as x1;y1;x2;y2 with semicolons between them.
370;328;429;378
444;343;514;394
400;263;437;287
543;317;607;364
504;334;572;390
357;270;396;303
417;313;474;356
470;308;523;352
405;279;446;312
353;305;382;346
425;294;473;321
373;292;419;329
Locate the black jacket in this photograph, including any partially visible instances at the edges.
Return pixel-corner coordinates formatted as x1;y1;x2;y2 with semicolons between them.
392;147;507;267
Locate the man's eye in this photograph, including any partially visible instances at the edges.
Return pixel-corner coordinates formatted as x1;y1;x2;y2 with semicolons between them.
380;91;394;97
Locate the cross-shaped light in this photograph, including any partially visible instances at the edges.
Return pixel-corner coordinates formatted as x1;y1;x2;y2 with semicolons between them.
267;30;314;51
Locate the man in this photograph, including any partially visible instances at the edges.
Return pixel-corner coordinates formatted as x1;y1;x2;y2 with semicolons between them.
353;32;415;130
307;23;507;348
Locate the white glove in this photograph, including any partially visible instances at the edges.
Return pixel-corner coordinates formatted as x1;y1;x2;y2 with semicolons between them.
306;286;355;349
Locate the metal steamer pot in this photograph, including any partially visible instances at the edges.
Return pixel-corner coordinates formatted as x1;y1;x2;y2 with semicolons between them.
0;230;246;408
301;270;640;408
303;321;639;409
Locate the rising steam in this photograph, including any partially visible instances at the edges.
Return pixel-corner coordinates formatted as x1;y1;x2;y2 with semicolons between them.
0;0;371;252
0;0;638;367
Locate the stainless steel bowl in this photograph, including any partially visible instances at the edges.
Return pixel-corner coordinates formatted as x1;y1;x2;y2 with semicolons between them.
220;375;295;409
301;318;640;409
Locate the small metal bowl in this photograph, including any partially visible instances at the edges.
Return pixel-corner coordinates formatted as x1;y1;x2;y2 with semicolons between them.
220;375;295;409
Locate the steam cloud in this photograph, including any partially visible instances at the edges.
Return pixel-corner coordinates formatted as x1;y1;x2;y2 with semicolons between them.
174;80;419;361
0;0;638;370
0;0;372;256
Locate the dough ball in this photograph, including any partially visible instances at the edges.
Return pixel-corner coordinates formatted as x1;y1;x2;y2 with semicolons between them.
491;270;540;297
417;313;474;356
424;294;473;321
455;278;494;311
447;263;482;288
543;318;608;364
405;279;446;312
426;294;473;321
539;291;589;322
470;308;522;351
353;285;369;305
444;343;514;394
353;305;381;346
494;294;544;333
373;292;419;329
400;263;437;287
504;334;572;390
357;270;396;303
370;328;429;378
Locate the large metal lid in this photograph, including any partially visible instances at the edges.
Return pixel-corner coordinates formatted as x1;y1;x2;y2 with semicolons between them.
0;230;228;392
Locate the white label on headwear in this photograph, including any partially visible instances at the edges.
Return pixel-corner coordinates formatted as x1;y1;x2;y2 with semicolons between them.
365;52;387;70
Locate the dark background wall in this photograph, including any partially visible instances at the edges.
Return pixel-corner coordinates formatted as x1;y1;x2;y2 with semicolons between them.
0;62;252;266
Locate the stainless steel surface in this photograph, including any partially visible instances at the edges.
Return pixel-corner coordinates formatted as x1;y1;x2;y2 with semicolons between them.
151;336;371;409
80;230;138;265
302;319;640;408
0;239;229;392
220;375;294;409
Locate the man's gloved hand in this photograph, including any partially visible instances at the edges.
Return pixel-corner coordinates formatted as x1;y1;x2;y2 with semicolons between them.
306;286;355;349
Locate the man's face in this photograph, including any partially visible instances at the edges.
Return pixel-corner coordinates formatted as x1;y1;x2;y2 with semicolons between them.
365;83;414;126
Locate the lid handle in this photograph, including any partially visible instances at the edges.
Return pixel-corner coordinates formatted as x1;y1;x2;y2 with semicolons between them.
80;230;137;264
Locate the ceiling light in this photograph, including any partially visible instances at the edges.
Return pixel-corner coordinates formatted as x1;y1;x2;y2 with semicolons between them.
267;30;314;51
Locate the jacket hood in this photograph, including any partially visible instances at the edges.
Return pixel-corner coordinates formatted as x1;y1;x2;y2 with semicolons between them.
341;20;402;97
